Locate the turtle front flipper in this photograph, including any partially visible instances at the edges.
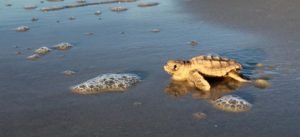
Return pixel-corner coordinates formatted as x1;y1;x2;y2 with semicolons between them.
188;71;211;91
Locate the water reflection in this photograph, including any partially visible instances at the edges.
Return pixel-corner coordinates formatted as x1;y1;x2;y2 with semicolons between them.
165;77;246;100
165;77;254;112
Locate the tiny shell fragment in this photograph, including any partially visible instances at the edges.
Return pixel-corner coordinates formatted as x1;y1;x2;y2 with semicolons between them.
111;6;128;12
151;28;160;33
27;54;41;60
32;17;39;22
63;70;76;76
34;47;51;54
138;2;159;7
16;26;29;32
24;4;37;9
53;43;72;50
193;112;207;120
94;10;101;15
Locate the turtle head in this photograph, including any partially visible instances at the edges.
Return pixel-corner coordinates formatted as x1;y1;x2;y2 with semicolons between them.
164;60;185;75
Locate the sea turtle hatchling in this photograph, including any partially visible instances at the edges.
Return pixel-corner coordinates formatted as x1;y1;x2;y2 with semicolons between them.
164;55;249;91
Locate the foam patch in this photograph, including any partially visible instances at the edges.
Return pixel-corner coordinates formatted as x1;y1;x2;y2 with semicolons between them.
211;95;252;112
71;73;141;94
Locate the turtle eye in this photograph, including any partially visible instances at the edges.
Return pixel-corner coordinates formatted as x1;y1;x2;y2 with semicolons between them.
173;65;177;70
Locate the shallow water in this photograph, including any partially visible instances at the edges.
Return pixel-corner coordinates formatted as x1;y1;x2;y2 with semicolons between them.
1;0;300;137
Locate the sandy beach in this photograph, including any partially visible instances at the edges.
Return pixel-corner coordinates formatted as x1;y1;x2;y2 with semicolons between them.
0;0;300;137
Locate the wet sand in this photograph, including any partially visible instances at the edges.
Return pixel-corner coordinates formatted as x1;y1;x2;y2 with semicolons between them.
1;0;300;137
180;0;300;39
180;0;300;64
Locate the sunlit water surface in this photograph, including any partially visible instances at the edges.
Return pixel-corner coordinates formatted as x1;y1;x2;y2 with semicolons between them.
0;0;300;137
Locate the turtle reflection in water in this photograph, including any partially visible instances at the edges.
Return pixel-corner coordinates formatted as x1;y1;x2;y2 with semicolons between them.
165;77;252;112
165;77;245;100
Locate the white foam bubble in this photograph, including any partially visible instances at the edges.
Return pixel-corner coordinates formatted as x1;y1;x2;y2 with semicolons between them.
71;73;141;94
212;95;252;112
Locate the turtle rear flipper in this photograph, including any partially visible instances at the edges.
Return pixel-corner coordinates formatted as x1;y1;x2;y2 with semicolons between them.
188;71;211;91
227;71;249;82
